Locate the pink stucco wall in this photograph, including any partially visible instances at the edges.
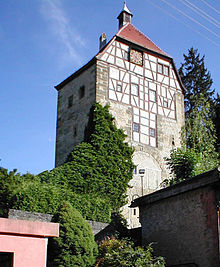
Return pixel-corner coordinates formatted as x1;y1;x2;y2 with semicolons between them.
0;234;47;266
0;217;59;267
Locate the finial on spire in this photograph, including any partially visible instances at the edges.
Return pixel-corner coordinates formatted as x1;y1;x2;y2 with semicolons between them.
123;1;132;15
117;1;133;29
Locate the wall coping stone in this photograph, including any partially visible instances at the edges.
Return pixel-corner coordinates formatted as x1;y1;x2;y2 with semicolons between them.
131;167;220;208
8;209;53;222
0;217;59;237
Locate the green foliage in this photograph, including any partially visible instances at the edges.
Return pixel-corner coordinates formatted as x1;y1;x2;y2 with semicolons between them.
182;96;217;155
166;48;219;184
0;167;111;222
179;47;214;118
165;148;197;184
0;103;133;223
165;147;218;185
212;94;220;154
179;48;217;154
0;168;22;217
95;238;165;267
48;201;98;267
65;103;135;210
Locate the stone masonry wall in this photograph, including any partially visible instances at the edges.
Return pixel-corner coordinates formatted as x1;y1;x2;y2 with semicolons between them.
8;209;53;222
55;64;96;166
96;59;184;184
140;186;219;267
96;58;185;227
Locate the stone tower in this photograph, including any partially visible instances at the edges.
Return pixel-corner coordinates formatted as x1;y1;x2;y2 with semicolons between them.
55;4;185;228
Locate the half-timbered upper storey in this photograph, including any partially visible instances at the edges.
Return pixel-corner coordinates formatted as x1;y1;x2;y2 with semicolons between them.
96;13;184;147
55;3;185;166
54;3;185;228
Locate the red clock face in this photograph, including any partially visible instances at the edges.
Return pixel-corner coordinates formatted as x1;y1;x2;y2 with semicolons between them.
130;49;143;65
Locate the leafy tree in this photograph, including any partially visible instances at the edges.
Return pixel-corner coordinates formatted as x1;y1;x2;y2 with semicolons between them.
95;238;165;267
165;148;197;185
47;201;98;267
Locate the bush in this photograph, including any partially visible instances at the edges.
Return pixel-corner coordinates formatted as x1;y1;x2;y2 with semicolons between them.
48;201;98;267
165;148;197;185
165;147;219;185
95;238;165;267
0;168;111;223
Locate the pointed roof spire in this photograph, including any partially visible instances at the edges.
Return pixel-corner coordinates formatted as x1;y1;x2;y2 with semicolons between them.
117;1;133;29
123;1;132;15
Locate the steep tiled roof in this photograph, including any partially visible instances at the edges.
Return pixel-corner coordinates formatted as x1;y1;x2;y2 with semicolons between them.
117;23;168;56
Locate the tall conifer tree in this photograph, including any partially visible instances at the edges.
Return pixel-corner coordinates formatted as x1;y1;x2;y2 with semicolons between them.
212;94;220;154
179;47;214;119
179;48;217;153
165;48;218;184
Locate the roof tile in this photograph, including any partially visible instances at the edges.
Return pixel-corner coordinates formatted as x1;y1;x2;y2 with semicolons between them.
117;23;167;56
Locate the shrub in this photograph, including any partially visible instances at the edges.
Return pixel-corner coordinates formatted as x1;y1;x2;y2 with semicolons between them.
48;201;98;267
165;148;197;185
165;147;219;185
95;238;165;267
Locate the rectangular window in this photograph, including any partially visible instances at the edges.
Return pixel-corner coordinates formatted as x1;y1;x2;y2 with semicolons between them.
0;252;13;267
73;126;77;137
133;166;137;174
131;84;139;96
150;128;156;137
164;65;169;76
158;63;169;76
124;51;129;60
68;95;73;108
117;84;122;92
158;63;163;74
79;86;85;99
163;100;168;108
133;123;139;132
149;90;156;102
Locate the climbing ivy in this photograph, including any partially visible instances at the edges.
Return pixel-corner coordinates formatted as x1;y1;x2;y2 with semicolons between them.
0;103;134;222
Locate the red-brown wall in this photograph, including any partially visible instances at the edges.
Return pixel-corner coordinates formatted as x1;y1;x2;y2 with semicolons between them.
140;187;220;267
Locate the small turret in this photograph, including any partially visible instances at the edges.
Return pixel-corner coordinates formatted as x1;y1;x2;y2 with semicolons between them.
99;32;107;51
117;1;133;29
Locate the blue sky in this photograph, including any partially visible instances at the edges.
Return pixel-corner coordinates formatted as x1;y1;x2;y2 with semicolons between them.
0;0;219;174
